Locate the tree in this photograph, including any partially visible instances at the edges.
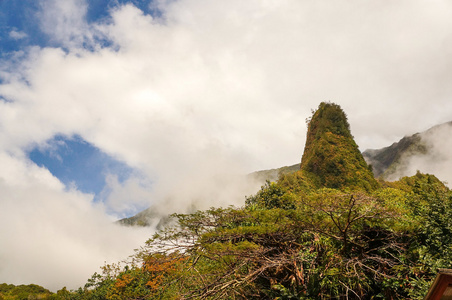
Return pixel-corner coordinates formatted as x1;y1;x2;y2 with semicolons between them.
245;180;295;210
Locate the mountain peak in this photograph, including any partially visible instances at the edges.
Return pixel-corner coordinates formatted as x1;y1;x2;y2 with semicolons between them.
300;102;378;191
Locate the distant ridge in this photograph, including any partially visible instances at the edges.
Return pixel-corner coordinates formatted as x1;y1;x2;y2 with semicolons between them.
249;163;300;183
363;121;452;179
362;134;424;178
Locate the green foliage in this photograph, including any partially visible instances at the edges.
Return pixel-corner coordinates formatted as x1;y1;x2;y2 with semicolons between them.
408;174;452;289
245;180;296;210
11;103;452;299
81;182;425;299
278;170;315;195
96;170;445;299
0;283;53;300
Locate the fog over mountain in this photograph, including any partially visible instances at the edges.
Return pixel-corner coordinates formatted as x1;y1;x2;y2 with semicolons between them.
364;121;452;186
1;0;452;291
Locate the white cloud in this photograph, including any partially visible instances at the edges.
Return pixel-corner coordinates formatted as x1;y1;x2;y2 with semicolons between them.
9;29;28;40
2;0;452;290
101;173;153;217
0;152;150;291
37;0;94;49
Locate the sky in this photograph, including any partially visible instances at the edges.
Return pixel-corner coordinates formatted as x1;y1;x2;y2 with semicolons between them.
1;0;452;291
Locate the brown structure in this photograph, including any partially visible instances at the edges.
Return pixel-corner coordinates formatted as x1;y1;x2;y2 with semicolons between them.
425;269;452;300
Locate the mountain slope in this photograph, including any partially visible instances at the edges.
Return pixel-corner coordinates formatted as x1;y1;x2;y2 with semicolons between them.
362;134;424;177
249;163;300;182
363;121;452;180
117;206;169;228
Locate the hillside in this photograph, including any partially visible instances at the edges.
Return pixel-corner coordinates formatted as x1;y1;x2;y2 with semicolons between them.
117;205;166;228
0;283;53;299
363;121;452;180
72;102;450;299
249;163;300;183
362;133;425;177
10;102;452;299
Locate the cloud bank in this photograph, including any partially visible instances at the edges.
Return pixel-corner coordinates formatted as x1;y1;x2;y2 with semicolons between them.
0;152;151;290
2;0;452;290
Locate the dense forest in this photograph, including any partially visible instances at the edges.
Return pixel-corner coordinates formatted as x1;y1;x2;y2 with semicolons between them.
3;102;452;299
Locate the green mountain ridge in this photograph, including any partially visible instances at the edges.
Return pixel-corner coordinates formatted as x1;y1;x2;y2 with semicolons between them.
362;133;425;178
364;121;452;180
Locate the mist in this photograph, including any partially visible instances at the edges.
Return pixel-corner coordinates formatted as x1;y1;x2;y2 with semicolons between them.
2;0;452;291
385;122;452;186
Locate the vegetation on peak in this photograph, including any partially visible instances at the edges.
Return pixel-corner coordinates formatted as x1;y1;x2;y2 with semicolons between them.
300;102;378;191
304;102;352;140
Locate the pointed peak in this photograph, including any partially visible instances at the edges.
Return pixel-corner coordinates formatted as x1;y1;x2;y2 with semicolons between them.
305;102;352;139
301;102;378;191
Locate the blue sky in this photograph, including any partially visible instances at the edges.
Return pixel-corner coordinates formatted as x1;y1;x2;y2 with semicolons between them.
28;135;133;198
0;1;44;53
0;0;159;65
